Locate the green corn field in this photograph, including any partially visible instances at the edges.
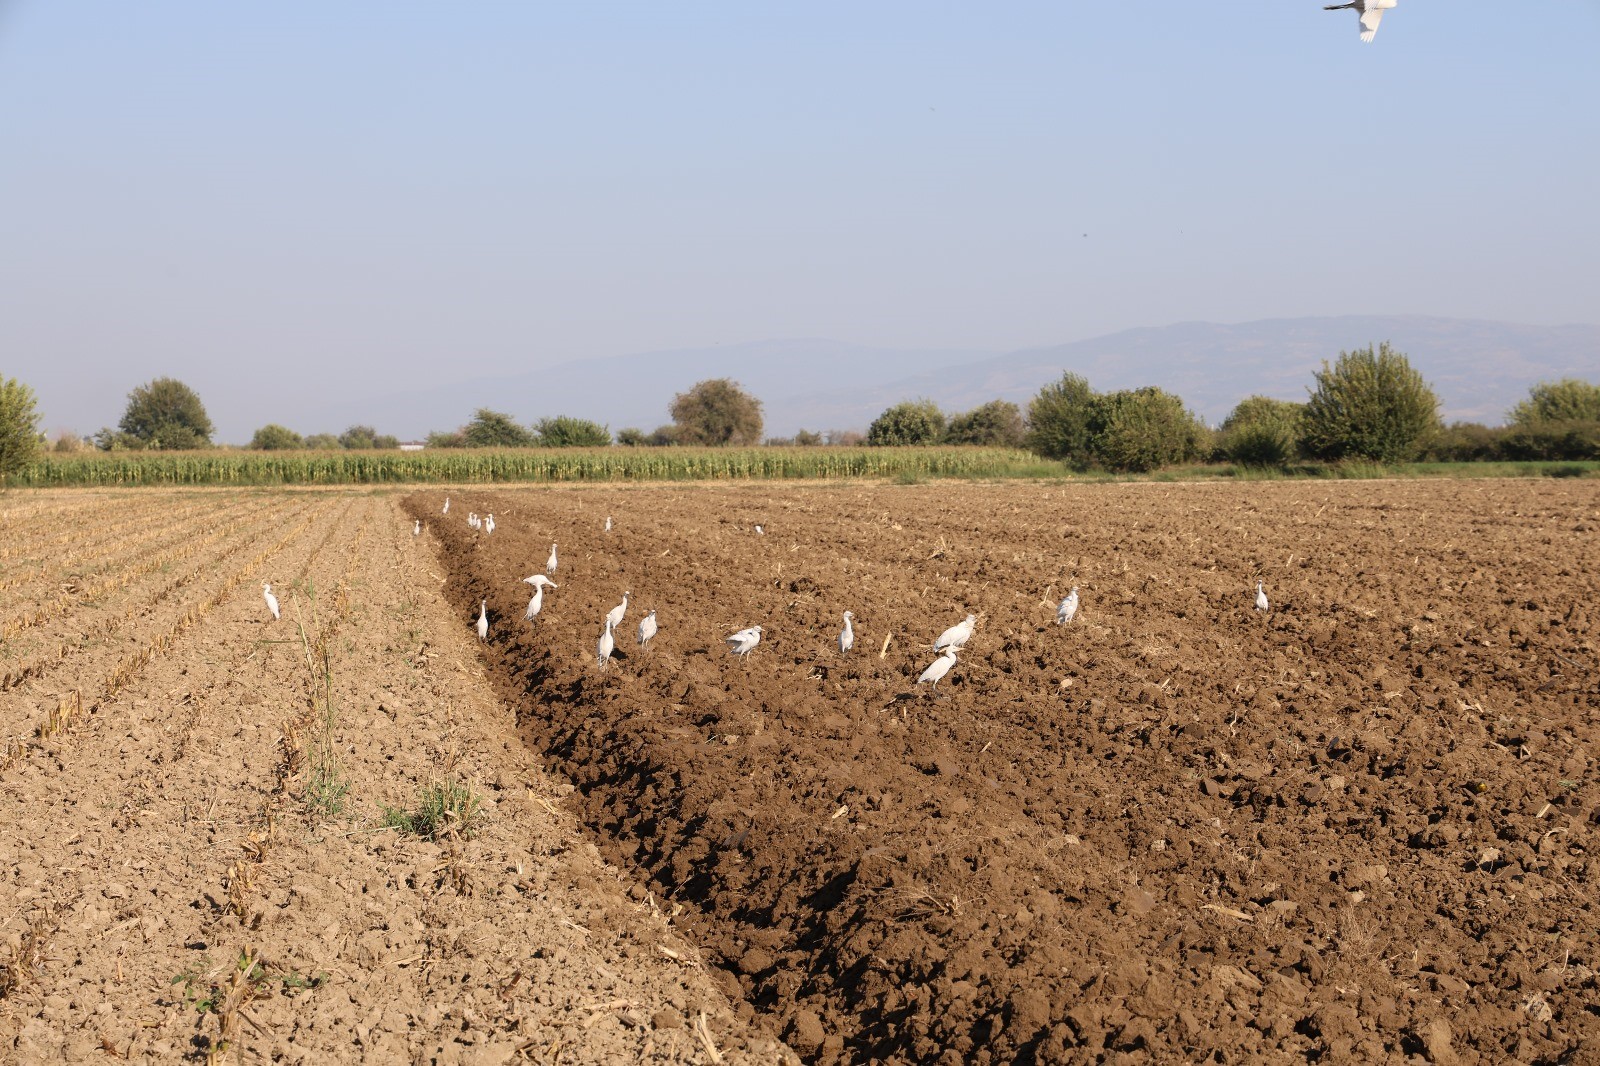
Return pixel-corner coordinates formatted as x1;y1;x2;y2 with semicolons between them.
12;447;1061;487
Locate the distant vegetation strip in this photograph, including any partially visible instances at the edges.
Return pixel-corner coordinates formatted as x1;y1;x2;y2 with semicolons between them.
11;447;1055;486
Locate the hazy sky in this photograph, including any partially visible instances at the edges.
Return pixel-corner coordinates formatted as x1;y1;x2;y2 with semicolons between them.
3;2;1597;440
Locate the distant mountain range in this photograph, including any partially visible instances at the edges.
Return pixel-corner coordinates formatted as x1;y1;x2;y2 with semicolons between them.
304;316;1598;440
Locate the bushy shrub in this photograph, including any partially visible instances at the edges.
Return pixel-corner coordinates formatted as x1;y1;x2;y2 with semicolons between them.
0;376;41;479
462;410;533;448
1024;373;1095;464
1301;342;1439;463
1087;387;1207;473
534;416;610;447
1219;396;1303;466
1510;379;1600;425
1419;422;1503;462
250;424;304;450
303;433;343;450
670;379;763;445
1498;420;1600;461
945;400;1026;447
119;377;214;450
867;399;945;446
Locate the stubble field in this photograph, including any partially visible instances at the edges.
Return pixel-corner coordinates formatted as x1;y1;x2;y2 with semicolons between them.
2;477;1596;1064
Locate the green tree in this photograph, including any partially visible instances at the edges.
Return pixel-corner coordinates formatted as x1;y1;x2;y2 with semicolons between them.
425;430;467;449
1509;379;1600;425
616;427;648;447
119;377;214;449
0;376;42;480
647;424;680;446
250;424;304;450
1087;387;1207;473
945;400;1026;447
337;425;398;449
867;399;945;446
1219;396;1304;466
1301;342;1440;463
1024;372;1096;464
303;432;342;450
670;379;764;445
462;410;534;448
534;416;611;447
792;428;823;447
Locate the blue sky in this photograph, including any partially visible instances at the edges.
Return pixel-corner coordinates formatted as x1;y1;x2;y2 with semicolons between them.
2;2;1597;440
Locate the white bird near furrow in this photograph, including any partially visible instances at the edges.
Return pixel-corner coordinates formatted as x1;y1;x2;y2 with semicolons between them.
605;591;630;631
467;512;480;530
1324;0;1395;42
637;609;657;648
726;625;762;658
1056;587;1080;625
598;618;616;670
546;543;558;575
524;584;548;621
523;574;557;589
484;513;495;536
413;518;421;536
262;582;280;621
476;599;488;642
917;647;959;691
1255;582;1270;612
934;613;977;651
605;515;613;532
442;497;450;514
839;611;854;654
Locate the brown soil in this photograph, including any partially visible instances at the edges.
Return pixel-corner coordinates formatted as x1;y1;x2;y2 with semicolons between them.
409;479;1600;1064
1;489;791;1063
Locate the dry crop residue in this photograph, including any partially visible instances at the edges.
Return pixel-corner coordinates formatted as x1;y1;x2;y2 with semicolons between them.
415;478;1600;1064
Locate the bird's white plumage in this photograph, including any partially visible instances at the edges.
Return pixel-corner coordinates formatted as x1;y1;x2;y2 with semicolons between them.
1255;582;1270;612
1056;587;1080;625
604;515;613;532
917;647;959;689
524;585;546;621
546;543;558;575
413;518;421;536
523;575;557;589
726;625;762;657
484;513;495;536
754;524;764;535
605;591;630;631
262;582;279;621
1324;0;1395;42
476;599;488;642
934;613;977;650
637;609;657;647
442;497;450;514
839;611;854;654
598;619;615;669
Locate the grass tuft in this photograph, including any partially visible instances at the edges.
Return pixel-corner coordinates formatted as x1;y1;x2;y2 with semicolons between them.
382;778;485;841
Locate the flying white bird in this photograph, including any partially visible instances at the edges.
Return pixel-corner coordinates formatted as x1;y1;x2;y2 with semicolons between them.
934;613;977;651
476;599;488;642
484;513;495;536
524;584;548;621
917;647;959;691
523;574;557;589
546;543;558;575
604;515;613;532
598;619;616;670
1056;587;1080;625
1324;0;1396;42
605;591;631;631
442;497;450;514
839;611;855;654
637;609;657;648
1255;582;1270;612
413;518;421;536
726;625;762;658
262;582;279;621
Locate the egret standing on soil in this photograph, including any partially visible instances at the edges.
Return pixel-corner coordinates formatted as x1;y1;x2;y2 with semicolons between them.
605;515;613;532
413;518;421;537
1056;587;1079;625
934;613;977;651
546;543;558;575
484;513;495;536
442;497;450;515
476;600;488;642
524;581;553;621
262;582;279;622
726;625;762;658
638;609;657;649
1255;582;1270;612
605;591;630;631
598;618;616;670
839;611;855;654
917;647;959;692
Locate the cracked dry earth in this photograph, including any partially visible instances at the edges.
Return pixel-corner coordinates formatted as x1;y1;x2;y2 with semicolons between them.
0;488;792;1064
410;477;1599;1065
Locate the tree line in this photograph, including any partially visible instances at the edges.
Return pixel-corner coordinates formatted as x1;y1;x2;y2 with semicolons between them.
3;346;1598;482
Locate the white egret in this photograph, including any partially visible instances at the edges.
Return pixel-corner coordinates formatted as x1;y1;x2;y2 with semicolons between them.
1324;0;1396;42
262;582;280;621
546;543;558;575
934;613;977;651
917;647;959;691
523;574;557;589
476;600;488;642
605;591;631;631
413;518;421;537
638;609;657;648
1255;582;1270;612
442;497;450;514
524;585;547;621
598;619;616;670
1056;587;1080;625
605;515;613;532
484;513;495;536
839;611;855;654
468;512;480;530
754;524;765;535
726;625;762;658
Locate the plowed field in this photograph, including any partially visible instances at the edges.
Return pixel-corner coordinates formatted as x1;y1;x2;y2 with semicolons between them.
411;478;1600;1064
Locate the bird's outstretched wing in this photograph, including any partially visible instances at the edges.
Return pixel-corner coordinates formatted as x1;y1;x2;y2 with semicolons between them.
1359;8;1384;41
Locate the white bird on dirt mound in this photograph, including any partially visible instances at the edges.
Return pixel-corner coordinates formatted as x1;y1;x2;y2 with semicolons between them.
605;591;630;631
1056;587;1080;625
839;611;854;654
638;609;657;648
934;613;977;651
523;574;558;589
1324;0;1396;42
605;515;613;532
598;618;616;670
484;513;495;536
754;524;765;535
413;518;421;536
442;497;450;514
917;647;959;691
476;599;488;642
726;625;762;658
262;582;279;621
524;584;549;621
467;512;480;530
1255;582;1270;612
546;543;558;575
